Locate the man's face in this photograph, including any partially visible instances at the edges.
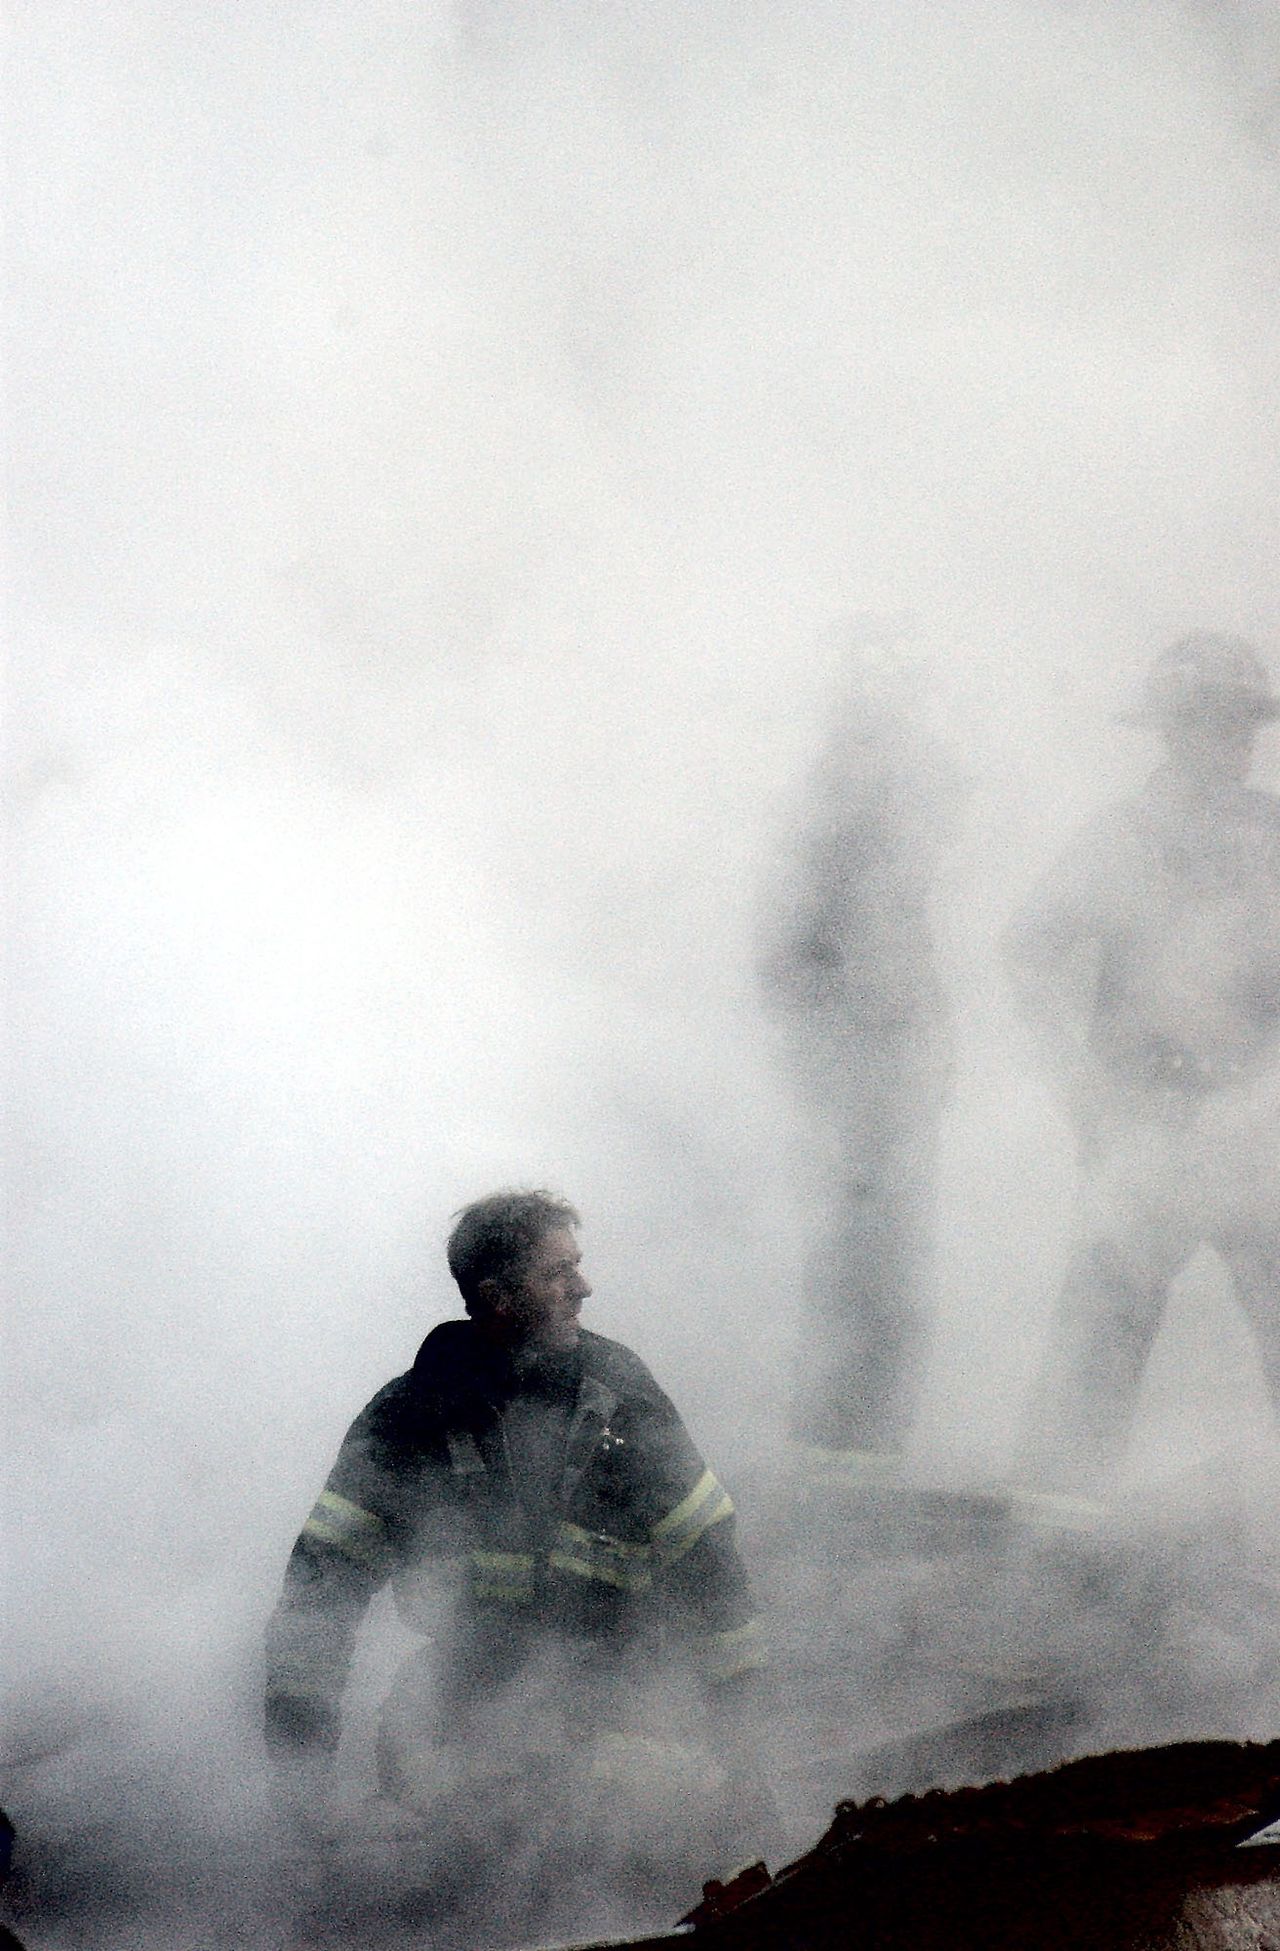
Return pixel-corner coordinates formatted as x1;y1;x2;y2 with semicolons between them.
495;1225;591;1351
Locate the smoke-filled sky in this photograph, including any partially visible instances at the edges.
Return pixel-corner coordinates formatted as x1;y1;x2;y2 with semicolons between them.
6;0;1280;1913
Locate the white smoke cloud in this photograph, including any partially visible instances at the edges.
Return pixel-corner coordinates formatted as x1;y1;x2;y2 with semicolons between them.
6;0;1280;1939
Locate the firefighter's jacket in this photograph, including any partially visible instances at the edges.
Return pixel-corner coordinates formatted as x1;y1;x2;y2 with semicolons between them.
1004;767;1280;1098
265;1322;763;1749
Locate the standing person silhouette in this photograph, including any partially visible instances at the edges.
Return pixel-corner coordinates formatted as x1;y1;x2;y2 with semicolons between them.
760;622;958;1498
1005;634;1280;1497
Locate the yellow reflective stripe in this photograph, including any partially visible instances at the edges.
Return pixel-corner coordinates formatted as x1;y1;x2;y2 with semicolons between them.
555;1522;649;1558
547;1549;653;1591
703;1619;762;1651
651;1468;718;1541
300;1489;390;1572
668;1490;733;1562
651;1471;734;1565
468;1550;535;1603
548;1522;653;1591
316;1489;384;1528
695;1617;767;1681
301;1514;387;1571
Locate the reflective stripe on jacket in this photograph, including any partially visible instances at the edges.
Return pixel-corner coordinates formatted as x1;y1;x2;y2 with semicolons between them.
266;1324;762;1734
300;1489;393;1576
468;1471;735;1604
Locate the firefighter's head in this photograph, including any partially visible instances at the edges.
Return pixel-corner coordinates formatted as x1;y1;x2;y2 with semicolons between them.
447;1189;591;1350
1118;633;1277;787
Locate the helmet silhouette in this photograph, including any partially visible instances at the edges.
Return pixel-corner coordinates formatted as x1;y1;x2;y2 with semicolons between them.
1118;632;1279;725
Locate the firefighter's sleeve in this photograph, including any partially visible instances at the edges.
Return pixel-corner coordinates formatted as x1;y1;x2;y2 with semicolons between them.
633;1379;767;1696
1001;811;1138;1072
264;1392;406;1755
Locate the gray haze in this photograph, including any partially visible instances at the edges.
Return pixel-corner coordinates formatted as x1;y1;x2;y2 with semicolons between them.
6;1;1280;1942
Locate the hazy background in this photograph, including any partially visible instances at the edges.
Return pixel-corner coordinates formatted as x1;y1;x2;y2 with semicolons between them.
6;0;1280;1936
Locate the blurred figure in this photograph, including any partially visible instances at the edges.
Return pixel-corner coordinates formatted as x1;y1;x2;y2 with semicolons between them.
759;621;959;1490
1004;633;1280;1498
265;1190;769;1943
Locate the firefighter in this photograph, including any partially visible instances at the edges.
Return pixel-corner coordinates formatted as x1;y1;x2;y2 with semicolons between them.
1004;632;1280;1496
759;626;957;1495
265;1190;767;1928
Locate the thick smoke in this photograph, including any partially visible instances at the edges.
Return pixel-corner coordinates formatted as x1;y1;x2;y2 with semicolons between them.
6;1;1280;1944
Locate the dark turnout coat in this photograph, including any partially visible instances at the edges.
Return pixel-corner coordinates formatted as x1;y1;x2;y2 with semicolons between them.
266;1322;763;1751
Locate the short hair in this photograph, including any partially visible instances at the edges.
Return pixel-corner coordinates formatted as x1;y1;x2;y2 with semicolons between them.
446;1189;581;1314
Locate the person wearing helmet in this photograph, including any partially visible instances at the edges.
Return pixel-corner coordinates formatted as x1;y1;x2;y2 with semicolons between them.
1003;632;1280;1495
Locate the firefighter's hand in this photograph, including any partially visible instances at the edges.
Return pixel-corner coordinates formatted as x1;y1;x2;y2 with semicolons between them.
264;1697;342;1862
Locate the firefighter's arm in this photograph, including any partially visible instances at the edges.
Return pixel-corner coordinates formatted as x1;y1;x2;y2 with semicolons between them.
1003;875;1098;1067
644;1431;779;1867
1001;815;1135;1112
656;1487;766;1696
264;1393;404;1757
632;1384;768;1707
611;1373;778;1862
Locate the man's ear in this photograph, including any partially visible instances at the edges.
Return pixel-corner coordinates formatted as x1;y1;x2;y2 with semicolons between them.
475;1275;510;1319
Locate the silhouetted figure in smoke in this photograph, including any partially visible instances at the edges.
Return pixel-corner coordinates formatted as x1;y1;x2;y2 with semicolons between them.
759;625;957;1490
1005;633;1280;1498
266;1190;769;1944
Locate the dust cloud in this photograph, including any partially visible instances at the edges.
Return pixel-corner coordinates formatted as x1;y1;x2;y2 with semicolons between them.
6;2;1280;1943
